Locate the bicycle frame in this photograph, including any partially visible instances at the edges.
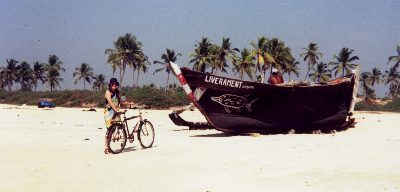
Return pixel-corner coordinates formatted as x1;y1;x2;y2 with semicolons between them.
107;107;155;153
116;108;145;138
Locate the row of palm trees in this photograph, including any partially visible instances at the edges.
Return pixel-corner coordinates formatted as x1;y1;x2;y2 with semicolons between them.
104;34;362;87
0;55;64;91
360;45;400;99
1;32;399;99
0;55;108;91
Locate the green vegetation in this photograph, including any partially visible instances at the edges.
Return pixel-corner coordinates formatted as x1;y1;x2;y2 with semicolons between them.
0;86;189;109
355;98;400;112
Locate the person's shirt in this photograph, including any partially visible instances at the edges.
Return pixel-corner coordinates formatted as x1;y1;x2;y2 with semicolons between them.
105;90;120;109
268;74;284;85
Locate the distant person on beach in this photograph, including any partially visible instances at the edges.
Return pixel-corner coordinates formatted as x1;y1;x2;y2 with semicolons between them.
104;78;121;154
121;92;126;103
120;92;135;109
268;68;284;85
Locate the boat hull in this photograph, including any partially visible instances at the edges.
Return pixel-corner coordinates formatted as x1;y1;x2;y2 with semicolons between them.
174;66;357;133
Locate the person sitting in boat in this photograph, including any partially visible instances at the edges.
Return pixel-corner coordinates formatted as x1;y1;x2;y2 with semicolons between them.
256;75;264;83
268;68;284;85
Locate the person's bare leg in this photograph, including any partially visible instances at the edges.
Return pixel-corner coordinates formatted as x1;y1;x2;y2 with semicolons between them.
104;134;109;154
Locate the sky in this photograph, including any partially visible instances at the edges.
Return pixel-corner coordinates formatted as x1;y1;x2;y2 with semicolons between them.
1;0;399;96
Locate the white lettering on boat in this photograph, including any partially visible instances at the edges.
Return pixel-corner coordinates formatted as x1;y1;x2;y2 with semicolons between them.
205;75;245;89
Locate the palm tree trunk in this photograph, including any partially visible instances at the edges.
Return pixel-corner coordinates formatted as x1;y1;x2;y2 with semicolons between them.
119;68;123;88
83;80;86;90
166;72;170;87
342;66;345;77
136;70;140;87
119;60;125;87
133;68;135;88
304;64;310;81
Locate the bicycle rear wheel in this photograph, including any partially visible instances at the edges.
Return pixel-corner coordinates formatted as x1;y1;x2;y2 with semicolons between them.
138;120;155;148
107;124;127;154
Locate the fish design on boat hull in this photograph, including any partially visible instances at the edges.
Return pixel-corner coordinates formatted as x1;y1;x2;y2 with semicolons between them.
211;94;259;113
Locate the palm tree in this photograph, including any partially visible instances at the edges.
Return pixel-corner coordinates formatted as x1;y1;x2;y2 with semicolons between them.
105;33;144;87
19;61;35;91
136;56;150;86
105;49;120;77
300;43;322;80
384;66;400;99
44;55;65;91
250;36;275;81
360;72;377;100
265;38;294;76
0;69;6;90
190;37;213;73
154;48;182;87
369;67;382;87
211;37;239;74
1;59;20;91
388;45;400;70
92;74;107;91
330;48;359;77
281;59;300;81
32;61;47;91
309;62;332;82
73;62;94;89
232;48;255;80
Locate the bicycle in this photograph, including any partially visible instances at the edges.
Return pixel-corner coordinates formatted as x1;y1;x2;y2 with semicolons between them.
106;106;155;154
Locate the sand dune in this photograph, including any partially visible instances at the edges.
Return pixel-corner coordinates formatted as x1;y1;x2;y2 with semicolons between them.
0;104;399;192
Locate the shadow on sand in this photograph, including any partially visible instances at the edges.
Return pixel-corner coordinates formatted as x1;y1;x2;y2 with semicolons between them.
120;145;157;154
120;146;138;153
170;112;356;138
189;123;356;138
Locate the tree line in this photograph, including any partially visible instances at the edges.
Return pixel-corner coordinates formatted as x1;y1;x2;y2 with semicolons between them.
1;33;399;100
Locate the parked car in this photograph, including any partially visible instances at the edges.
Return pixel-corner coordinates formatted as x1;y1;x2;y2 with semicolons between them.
38;100;55;108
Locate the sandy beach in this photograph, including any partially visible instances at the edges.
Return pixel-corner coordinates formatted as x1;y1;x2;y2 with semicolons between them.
0;104;399;192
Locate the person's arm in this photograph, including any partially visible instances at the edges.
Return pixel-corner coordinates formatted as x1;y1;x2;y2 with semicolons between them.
105;90;119;112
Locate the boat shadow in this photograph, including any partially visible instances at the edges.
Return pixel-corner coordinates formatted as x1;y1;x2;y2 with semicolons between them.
190;123;355;137
191;132;237;137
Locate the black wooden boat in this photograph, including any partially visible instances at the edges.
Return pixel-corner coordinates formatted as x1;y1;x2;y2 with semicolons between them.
170;62;359;133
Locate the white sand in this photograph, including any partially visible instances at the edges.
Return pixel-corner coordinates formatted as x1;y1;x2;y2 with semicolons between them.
0;104;399;192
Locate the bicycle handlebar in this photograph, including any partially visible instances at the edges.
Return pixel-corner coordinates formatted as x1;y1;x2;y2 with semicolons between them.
115;110;127;115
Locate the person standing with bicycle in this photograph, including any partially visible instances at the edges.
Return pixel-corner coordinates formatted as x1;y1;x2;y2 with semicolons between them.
104;78;122;154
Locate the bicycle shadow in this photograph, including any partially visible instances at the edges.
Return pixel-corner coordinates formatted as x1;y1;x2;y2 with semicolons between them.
121;146;138;153
120;146;157;153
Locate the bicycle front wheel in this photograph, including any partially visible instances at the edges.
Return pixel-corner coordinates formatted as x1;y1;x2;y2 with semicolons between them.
107;124;127;154
138;120;155;148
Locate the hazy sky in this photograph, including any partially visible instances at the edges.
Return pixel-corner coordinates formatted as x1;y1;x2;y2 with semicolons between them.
1;0;399;96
